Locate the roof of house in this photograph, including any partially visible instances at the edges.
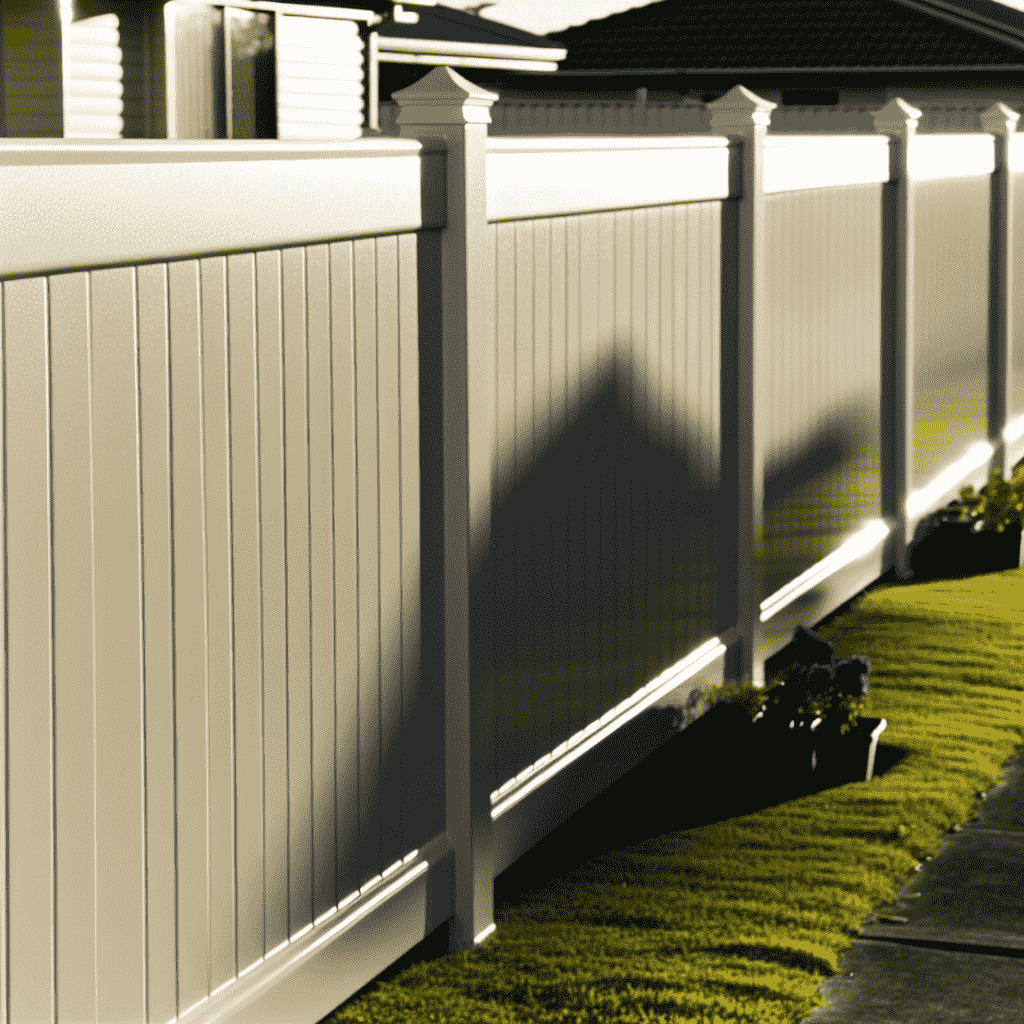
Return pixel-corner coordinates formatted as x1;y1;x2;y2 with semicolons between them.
375;3;563;49
271;0;563;49
549;0;1024;71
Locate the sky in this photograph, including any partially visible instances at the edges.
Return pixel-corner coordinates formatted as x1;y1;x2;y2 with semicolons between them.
461;0;1024;38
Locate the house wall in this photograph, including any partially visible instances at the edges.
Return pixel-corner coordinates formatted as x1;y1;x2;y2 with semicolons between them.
63;13;124;138
1;0;63;136
275;12;365;141
73;0;169;138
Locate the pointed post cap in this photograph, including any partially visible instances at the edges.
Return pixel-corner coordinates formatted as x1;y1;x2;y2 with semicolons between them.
393;66;499;127
980;101;1020;136
872;97;922;136
706;84;776;134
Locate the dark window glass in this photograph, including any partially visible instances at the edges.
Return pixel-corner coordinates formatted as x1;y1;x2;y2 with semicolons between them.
226;8;276;139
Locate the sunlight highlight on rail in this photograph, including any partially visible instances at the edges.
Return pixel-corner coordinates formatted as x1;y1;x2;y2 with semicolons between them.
489;637;728;819
174;848;425;1021
905;442;993;518
759;519;891;622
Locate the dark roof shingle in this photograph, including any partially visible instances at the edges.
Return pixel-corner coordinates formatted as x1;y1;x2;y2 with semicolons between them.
550;0;1024;69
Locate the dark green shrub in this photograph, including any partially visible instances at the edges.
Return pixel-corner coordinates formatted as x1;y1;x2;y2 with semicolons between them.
943;456;1024;534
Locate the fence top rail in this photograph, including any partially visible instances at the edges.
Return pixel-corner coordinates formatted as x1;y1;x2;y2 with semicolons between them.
485;135;732;155
486;136;734;221
1;138;444;281
0;136;442;167
909;133;995;180
763;133;891;192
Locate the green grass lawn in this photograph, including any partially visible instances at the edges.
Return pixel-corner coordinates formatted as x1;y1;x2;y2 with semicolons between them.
319;566;1024;1024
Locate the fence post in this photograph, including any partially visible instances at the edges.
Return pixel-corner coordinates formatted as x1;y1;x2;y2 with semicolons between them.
392;66;499;953
981;102;1019;482
873;98;921;579
707;85;775;688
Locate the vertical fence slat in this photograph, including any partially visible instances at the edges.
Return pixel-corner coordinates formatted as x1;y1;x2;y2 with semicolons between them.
307;243;338;923
493;222;516;781
513;219;536;767
564;215;585;741
549;217;568;752
614;209;633;706
397;233;425;848
644;208;661;678
353;237;381;884
5;277;54;1024
678;204;697;652
708;202;723;637
49;272;97;1024
227;252;265;973
375;234;403;871
581;213;603;727
534;217;554;762
200;255;237;990
635;209;652;688
90;267;147;1021
0;284;5;1024
167;258;210;1014
597;210;616;713
658;206;674;665
138;262;178;1024
282;246;313;934
329;240;360;901
256;248;289;956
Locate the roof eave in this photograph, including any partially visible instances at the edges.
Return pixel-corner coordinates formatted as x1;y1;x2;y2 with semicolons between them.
891;0;1024;49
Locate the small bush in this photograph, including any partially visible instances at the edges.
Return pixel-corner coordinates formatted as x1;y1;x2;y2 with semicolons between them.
943;458;1024;534
707;655;872;736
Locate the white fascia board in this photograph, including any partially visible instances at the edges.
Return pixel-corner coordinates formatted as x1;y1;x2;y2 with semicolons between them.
172;0;383;23
378;35;567;61
380;52;560;71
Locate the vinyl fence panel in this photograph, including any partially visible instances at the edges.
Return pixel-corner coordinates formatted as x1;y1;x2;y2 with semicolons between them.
487;200;724;796
762;183;884;604
0;137;445;1024
913;173;991;487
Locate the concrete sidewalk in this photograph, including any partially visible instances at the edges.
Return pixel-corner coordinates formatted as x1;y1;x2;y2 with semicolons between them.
802;752;1024;1023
